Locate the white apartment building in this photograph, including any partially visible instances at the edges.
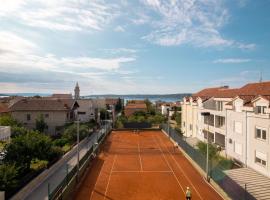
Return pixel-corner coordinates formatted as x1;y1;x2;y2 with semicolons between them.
181;81;270;177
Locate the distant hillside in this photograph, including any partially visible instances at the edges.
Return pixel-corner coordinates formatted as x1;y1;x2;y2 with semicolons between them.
0;93;51;97
0;93;192;102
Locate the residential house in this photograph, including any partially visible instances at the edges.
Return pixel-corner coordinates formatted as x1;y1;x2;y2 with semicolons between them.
51;94;72;99
124;102;147;117
76;99;95;122
0;103;9;116
9;99;79;135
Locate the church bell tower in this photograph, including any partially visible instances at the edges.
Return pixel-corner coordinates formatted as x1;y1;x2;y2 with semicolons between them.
74;82;80;99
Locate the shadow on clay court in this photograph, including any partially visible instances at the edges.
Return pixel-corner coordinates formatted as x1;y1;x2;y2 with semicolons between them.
74;135;114;199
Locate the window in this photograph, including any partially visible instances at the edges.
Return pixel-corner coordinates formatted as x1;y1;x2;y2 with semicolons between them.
26;114;31;121
255;106;267;114
78;111;86;115
234;142;242;155
190;124;192;131
234;121;242;134
183;122;185;127
215;116;225;128
216;101;223;111
45;114;49;118
256;127;267;140
255;151;267;167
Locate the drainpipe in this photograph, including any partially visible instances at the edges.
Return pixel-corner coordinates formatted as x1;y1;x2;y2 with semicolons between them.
245;110;253;167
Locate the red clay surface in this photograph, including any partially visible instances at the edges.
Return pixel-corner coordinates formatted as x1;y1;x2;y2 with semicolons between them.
75;130;224;200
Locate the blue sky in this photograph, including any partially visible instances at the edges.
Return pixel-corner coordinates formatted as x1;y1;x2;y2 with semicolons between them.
0;0;270;95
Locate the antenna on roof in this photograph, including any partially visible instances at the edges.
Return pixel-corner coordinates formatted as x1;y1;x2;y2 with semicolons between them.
259;70;263;83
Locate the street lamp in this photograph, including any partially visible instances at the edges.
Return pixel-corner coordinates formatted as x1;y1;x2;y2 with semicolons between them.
201;112;211;182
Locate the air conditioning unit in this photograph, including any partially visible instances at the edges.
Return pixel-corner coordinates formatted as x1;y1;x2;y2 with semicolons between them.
229;138;232;144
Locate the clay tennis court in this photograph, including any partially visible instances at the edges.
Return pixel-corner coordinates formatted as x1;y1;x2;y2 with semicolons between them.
75;130;224;200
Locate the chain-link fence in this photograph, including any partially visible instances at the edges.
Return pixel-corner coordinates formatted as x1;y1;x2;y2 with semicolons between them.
48;121;112;200
161;124;260;200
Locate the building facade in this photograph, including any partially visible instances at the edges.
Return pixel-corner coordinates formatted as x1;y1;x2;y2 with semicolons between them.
9;99;78;135
181;81;270;177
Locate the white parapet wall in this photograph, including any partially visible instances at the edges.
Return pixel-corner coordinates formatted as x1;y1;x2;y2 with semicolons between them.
0;126;11;142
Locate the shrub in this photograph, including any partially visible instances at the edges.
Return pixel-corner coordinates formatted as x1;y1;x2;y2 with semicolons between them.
0;164;18;192
0;115;20;127
30;159;48;171
53;138;69;147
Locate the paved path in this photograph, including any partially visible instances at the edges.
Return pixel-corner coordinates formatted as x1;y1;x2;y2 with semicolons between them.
24;127;106;200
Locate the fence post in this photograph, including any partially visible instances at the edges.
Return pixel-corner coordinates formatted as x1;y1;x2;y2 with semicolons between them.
244;183;247;200
66;164;69;186
48;183;50;200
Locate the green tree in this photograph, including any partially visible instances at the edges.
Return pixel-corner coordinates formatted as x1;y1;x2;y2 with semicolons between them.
144;99;156;114
115;98;123;113
35;114;48;133
11;126;28;137
62;124;89;143
0;115;20;127
100;108;110;120
175;112;181;125
4;130;53;172
153;114;165;124
0;164;18;192
197;141;219;160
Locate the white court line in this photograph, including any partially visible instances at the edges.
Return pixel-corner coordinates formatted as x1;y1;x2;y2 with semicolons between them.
152;136;185;194
112;170;172;173
89;134;116;200
157;135;204;200
137;136;143;172
89;158;105;200
103;154;117;200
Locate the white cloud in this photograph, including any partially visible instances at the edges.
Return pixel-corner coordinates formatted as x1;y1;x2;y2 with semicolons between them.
1;0;118;32
0;31;37;54
139;0;255;49
101;48;137;55
213;58;251;64
0;31;135;73
131;12;151;25
114;25;125;32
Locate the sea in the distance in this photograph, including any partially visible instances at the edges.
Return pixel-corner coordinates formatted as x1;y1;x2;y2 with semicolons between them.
0;93;191;103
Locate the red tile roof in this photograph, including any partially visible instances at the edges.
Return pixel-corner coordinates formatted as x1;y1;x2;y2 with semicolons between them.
51;94;72;99
0;103;9;113
192;86;239;99
238;81;270;96
10;99;76;111
193;81;270;100
125;103;147;109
